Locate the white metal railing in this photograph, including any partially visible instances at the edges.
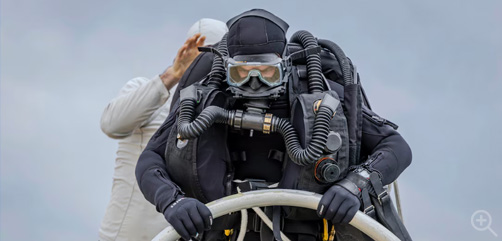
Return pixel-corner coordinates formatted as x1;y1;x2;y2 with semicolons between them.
152;189;399;241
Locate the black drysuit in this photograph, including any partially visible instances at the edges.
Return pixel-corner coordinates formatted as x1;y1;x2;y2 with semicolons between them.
135;51;412;228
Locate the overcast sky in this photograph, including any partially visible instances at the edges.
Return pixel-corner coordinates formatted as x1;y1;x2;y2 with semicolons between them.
1;0;501;240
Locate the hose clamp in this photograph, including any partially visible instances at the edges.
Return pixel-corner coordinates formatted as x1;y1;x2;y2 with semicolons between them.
263;113;273;134
234;110;244;130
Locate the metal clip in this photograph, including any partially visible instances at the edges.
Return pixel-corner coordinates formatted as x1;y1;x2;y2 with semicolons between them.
364;205;375;214
377;191;389;205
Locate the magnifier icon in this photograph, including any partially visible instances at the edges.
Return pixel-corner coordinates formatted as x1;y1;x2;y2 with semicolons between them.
471;210;498;237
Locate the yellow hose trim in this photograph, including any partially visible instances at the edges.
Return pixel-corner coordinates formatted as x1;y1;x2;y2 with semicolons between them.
323;219;328;241
328;225;336;241
224;229;233;236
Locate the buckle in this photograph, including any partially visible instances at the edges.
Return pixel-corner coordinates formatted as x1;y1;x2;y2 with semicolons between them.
363;205;375;214
377;191;389;205
234;179;270;192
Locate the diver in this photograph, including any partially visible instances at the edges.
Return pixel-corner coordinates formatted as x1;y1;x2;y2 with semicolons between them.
136;9;412;241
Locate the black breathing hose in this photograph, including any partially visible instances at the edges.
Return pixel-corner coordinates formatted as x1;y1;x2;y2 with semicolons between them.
177;97;336;166
177;99;231;139
207;33;229;88
271;105;334;166
290;30;324;93
317;39;353;86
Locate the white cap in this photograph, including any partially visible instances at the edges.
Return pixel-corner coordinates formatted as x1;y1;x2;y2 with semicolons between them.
186;18;228;46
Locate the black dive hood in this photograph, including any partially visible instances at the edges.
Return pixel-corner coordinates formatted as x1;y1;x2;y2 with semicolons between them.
226;9;289;58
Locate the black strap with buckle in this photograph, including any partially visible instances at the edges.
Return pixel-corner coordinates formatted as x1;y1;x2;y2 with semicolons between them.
369;172;389;205
368;172;412;240
361;188;376;218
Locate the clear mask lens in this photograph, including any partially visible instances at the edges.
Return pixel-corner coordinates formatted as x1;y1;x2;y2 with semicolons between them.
227;63;283;87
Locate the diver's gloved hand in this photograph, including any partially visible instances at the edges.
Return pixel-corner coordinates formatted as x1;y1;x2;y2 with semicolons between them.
163;197;213;240
317;184;361;224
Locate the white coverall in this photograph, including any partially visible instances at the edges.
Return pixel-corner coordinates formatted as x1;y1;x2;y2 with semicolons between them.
99;75;175;241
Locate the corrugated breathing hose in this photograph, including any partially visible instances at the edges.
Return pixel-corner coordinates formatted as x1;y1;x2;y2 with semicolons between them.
290;30;324;93
270;105;334;166
177;99;231;139
177;96;336;167
207;33;228;88
317;39;353;86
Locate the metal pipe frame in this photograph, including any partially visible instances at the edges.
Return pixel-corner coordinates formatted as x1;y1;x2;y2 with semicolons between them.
152;189;400;241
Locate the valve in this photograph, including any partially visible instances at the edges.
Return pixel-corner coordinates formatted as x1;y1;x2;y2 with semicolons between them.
314;157;341;183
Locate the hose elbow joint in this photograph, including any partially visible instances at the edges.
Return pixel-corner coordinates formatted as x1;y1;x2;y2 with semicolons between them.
319;94;340;114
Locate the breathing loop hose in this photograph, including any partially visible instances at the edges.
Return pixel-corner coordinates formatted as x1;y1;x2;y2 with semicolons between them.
177;99;232;139
207;33;229;88
290;30;324;93
271;106;334;166
176;98;336;166
317;39;353;86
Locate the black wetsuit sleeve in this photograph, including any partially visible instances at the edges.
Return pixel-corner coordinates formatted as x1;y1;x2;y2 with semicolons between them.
135;52;214;213
135;105;181;213
360;106;412;185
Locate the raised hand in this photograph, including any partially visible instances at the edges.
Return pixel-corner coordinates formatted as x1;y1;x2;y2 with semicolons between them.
172;33;206;80
161;34;206;90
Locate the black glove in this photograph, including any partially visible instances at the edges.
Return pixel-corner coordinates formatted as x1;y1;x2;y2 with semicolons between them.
163;197;213;240
317;184;361;224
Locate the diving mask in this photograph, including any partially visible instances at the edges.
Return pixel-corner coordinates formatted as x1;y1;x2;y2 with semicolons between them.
227;54;285;87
